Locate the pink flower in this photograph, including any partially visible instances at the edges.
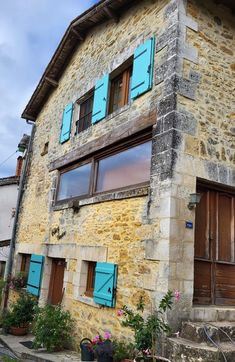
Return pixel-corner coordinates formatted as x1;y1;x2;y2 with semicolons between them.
174;290;180;302
117;309;124;316
143;349;151;355
104;331;112;340
92;335;100;343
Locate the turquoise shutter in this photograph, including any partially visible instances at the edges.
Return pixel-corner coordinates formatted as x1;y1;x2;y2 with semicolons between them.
92;74;109;124
93;262;117;307
60;102;73;143
27;254;44;297
131;37;155;99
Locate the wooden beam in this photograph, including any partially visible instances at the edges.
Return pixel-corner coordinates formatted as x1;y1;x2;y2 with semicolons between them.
104;6;119;22
71;28;84;41
45;77;58;88
49;110;156;171
22;113;36;122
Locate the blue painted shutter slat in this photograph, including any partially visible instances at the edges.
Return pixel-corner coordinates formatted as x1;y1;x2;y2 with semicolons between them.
27;254;44;297
93;262;117;307
92;74;109;124
131;37;155;99
60;102;73;143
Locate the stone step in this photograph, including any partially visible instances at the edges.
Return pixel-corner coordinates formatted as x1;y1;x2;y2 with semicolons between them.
181;321;235;344
166;336;235;362
190;306;235;322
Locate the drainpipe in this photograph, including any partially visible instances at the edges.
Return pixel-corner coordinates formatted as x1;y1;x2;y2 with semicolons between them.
3;120;35;308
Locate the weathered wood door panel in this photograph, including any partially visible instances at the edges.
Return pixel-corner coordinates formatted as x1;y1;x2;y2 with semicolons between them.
48;259;66;305
194;185;235;305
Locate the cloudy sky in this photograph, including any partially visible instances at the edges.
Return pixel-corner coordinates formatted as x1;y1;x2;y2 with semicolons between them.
0;0;97;178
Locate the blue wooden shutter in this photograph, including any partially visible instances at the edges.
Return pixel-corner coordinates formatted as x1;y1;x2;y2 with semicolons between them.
92;74;109;124
131;37;155;99
27;254;44;297
60;102;73;143
93;262;117;307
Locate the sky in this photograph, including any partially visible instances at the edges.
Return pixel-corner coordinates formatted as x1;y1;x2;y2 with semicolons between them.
0;0;97;178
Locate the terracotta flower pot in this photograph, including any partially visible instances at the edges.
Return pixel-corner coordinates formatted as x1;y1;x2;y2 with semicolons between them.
10;325;28;336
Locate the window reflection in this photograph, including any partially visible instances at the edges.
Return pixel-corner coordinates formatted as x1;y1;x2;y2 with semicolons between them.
96;141;152;192
57;163;91;201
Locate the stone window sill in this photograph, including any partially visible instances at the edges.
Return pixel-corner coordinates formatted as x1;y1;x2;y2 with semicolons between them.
76;295;101;308
53;186;149;211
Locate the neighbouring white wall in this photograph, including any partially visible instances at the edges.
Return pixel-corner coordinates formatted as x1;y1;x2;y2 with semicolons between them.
0;183;18;245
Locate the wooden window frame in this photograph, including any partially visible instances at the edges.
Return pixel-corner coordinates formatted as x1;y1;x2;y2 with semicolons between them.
20;254;31;274
55;130;152;205
108;66;132;114
76;91;94;134
84;261;96;298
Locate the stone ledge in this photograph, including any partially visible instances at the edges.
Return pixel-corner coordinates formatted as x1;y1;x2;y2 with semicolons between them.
52;186;149;211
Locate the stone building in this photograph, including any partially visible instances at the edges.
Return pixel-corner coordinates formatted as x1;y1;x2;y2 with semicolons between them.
14;0;234;358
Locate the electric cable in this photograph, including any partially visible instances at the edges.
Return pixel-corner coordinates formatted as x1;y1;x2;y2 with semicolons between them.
0;150;18;171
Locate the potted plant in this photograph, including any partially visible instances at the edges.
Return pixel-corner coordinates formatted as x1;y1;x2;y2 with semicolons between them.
91;332;114;362
33;304;74;352
118;291;180;362
113;339;136;362
2;292;37;335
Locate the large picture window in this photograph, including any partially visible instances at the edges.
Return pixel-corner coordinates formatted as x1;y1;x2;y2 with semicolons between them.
96;141;151;192
57;162;92;201
56;133;152;203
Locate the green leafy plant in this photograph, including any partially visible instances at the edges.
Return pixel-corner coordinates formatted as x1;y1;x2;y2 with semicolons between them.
1;356;21;361
113;340;136;362
0;278;6;304
118;291;178;358
33;304;74;352
2;292;37;332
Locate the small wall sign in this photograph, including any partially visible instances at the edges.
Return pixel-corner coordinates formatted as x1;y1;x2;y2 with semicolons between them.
185;221;193;229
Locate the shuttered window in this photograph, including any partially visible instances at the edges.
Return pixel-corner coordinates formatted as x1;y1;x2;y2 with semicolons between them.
92;74;109;124
93;262;117;308
27;254;44;297
60;103;73;143
131;37;155;99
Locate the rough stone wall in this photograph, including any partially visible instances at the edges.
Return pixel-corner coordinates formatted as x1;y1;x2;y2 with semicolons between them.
152;0;235;327
14;0;235;343
15;0;174;344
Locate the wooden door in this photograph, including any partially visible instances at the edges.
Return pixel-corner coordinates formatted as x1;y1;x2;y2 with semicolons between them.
48;259;66;305
194;185;235;305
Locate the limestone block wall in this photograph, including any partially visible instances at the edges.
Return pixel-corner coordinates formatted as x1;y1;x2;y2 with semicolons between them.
15;0;175;342
152;0;235;326
14;0;235;339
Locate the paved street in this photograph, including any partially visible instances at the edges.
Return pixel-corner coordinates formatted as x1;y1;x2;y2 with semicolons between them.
0;343;18;359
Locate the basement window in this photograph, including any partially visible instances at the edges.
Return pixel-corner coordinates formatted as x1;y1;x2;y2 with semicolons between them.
56;131;152;204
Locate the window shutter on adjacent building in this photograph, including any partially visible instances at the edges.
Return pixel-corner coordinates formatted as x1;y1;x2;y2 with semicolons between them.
26;254;44;297
131;37;155;99
92;74;109;124
60;102;73;143
93;262;117;307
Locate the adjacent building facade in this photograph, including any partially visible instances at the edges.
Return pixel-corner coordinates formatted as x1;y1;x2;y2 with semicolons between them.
13;0;234;351
0;176;19;277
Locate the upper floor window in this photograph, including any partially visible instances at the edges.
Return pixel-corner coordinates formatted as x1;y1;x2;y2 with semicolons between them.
76;92;94;133
56;132;152;203
60;37;155;143
108;65;132;114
